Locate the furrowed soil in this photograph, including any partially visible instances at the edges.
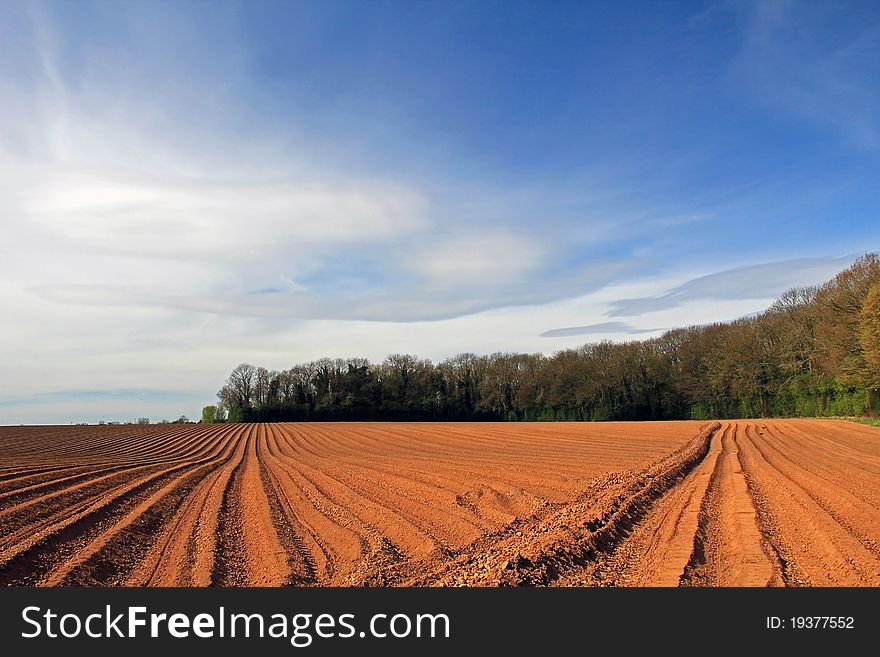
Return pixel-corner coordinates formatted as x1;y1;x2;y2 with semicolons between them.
0;420;877;587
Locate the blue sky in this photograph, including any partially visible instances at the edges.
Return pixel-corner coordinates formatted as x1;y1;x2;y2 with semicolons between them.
1;0;879;423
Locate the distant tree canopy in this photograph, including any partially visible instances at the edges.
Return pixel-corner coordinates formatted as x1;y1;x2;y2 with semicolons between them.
215;254;880;422
200;404;228;424
201;405;216;424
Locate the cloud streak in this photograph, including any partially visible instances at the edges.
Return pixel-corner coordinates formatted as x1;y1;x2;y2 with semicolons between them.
606;255;857;317
0;388;185;406
28;255;630;322
540;322;660;338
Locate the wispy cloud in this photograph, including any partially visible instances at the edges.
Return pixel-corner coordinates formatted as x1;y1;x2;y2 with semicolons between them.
28;256;630;323
539;322;660;338
0;388;185;406
406;231;547;288
606;255;857;317
26;175;429;258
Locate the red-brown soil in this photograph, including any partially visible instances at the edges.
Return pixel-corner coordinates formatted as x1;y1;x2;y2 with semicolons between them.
0;419;877;587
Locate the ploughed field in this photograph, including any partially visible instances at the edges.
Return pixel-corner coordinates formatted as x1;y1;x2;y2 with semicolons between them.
0;420;878;587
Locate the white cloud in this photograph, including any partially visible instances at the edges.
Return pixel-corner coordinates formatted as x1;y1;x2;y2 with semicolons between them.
605;255;857;317
405;231;547;288
23;172;428;260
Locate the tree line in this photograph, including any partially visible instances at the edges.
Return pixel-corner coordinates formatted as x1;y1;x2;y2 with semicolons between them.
205;253;880;423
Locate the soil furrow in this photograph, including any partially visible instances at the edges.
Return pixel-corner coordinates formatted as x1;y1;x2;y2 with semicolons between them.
680;422;780;586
